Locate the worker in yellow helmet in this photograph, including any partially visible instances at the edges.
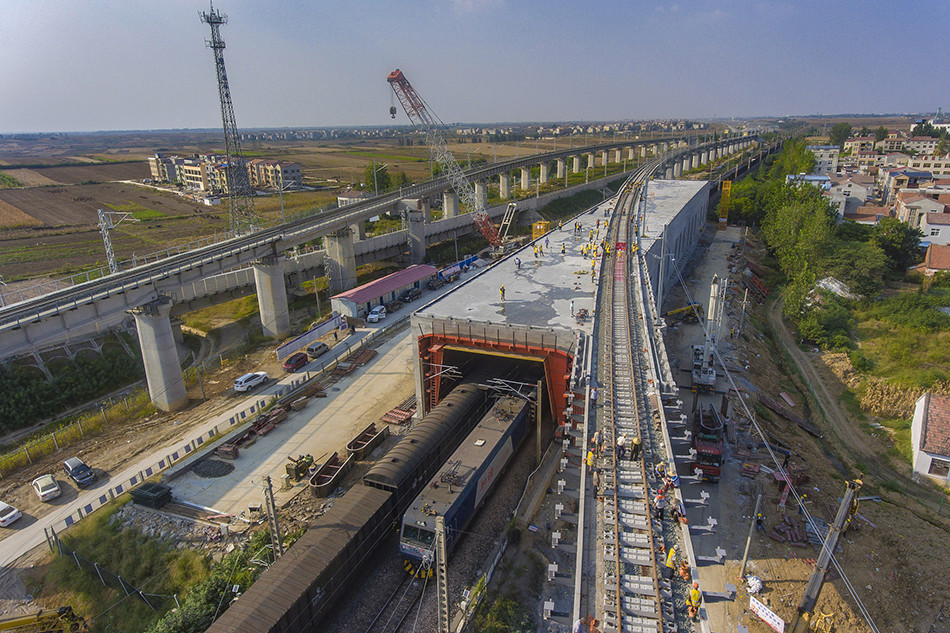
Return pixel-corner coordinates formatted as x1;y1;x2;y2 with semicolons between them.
687;582;702;620
500;285;505;301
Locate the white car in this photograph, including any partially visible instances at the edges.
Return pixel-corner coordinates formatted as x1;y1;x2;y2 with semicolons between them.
234;371;268;392
0;501;22;527
367;305;387;323
32;474;62;502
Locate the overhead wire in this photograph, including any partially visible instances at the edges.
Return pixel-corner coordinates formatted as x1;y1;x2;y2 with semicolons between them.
661;250;882;633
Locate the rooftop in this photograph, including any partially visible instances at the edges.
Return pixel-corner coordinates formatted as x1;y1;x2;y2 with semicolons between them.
414;179;708;341
332;264;437;305
921;393;950;456
925;244;950;271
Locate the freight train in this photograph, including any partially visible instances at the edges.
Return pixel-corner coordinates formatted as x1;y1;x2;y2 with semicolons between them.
206;372;523;633
399;390;533;565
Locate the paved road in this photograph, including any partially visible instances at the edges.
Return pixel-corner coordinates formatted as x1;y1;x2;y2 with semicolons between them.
0;321;386;572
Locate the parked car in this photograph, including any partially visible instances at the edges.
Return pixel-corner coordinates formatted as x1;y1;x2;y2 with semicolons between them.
367;305;387;323
426;277;445;291
282;352;309;372
384;299;404;313
400;287;422;303
0;501;22;527
306;341;329;359
32;474;61;502
234;371;268;392
63;456;96;488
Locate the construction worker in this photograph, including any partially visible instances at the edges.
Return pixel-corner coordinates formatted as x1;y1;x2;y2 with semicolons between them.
499;285;505;301
630;436;642;460
687;582;702;620
533;245;538;258
570;299;575;316
514;257;521;269
755;513;766;535
662;545;677;579
653;492;667;521
586;450;595;468
561;243;566;254
539;244;543;256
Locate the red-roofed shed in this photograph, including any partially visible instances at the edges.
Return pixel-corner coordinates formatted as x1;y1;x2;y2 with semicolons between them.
912;392;950;486
330;265;438;318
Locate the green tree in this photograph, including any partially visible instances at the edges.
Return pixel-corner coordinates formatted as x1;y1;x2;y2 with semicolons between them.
828;122;852;148
870;216;923;272
875;125;888;142
363;163;391;194
820;239;888;297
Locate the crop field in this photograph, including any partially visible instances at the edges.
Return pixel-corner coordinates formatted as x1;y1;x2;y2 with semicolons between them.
0;181;213;227
1;160;149;184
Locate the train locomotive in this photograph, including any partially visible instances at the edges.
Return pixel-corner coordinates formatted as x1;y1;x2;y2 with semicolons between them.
399;389;534;568
206;373;502;633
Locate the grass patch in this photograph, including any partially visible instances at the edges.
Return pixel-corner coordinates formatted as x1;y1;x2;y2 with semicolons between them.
344;150;426;163
182;295;260;334
0;171;23;188
130;209;167;221
30;500;209;633
879;418;913;463
854;319;950;388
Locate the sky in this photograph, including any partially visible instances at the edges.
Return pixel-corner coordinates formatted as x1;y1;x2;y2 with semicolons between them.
1;0;948;133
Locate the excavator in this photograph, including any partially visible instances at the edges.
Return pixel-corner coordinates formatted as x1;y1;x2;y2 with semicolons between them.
388;68;519;258
662;302;702;324
0;606;85;633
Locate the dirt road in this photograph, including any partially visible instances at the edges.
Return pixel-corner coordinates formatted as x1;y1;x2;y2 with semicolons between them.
765;296;950;514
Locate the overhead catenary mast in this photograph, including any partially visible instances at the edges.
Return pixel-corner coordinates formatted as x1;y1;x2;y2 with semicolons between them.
200;3;260;234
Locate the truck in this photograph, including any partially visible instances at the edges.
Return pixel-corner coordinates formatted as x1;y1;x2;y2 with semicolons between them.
690;404;724;482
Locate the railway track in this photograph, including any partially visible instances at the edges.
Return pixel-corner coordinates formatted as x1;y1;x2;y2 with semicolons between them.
363;567;430;633
590;165;688;632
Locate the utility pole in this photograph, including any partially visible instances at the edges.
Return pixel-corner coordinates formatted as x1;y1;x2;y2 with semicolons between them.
263;475;284;560
789;480;862;633
738;288;749;337
436;515;450;633
739;492;762;579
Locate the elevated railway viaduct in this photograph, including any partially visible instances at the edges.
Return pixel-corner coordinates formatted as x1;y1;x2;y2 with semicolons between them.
0;136;767;410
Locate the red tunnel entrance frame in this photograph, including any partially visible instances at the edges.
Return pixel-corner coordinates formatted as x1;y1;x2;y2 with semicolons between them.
418;333;574;429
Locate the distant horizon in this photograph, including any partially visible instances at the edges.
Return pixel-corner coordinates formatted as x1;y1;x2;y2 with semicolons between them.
0;112;935;138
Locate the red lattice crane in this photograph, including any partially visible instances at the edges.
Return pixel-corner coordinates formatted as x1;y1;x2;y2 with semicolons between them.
387;69;503;247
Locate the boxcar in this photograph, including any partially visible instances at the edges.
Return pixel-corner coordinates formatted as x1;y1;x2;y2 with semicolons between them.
206;484;393;633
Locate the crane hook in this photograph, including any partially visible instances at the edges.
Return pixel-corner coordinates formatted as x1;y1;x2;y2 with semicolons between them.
390;106;397;119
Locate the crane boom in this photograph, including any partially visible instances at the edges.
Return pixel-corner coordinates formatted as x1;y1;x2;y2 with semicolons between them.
387;69;502;247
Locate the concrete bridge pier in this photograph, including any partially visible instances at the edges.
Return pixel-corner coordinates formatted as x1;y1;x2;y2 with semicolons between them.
539;162;550;184
572;155;581;173
666;165;674;179
325;228;357;292
474;180;488;210
716;146;723;159
499;173;511;199
641;145;648;159
612;148;622;163
691;154;700;170
585;153;595;169
556;158;566;178
520;167;531;191
682;156;690;173
253;255;291;339
673;161;682;178
443;190;459;218
408;210;426;264
350;222;366;240
131;296;187;412
701;149;708;164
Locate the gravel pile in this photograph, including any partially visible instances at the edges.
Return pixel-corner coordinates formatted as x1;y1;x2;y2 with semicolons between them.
109;503;246;557
192;458;236;478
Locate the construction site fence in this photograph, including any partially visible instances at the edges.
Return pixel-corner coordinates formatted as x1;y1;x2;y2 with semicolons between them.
46;527;179;611
26;316;408;541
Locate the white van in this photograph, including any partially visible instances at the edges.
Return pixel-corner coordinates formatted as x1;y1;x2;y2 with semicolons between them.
367;305;386;323
306;341;329;358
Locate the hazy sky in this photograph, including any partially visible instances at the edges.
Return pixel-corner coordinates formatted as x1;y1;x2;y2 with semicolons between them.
1;1;947;133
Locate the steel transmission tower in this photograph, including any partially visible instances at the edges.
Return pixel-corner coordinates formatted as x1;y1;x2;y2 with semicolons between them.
200;3;259;233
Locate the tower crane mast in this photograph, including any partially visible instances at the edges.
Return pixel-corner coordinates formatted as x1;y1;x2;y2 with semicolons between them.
387;69;503;247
